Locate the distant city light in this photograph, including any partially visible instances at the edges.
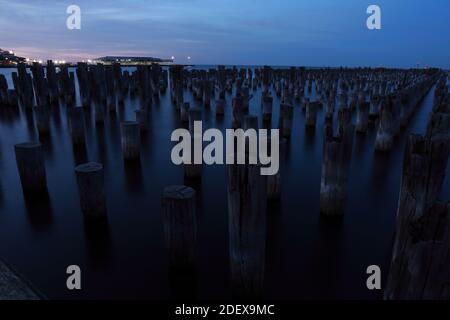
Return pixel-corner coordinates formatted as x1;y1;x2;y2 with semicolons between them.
38;60;42;64
87;59;92;63
9;51;13;54
187;56;191;60
171;56;175;60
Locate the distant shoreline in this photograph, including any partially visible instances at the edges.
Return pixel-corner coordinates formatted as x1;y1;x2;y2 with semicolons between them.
0;64;445;71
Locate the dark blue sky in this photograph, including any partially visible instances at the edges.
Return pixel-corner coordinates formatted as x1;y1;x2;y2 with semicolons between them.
1;0;449;68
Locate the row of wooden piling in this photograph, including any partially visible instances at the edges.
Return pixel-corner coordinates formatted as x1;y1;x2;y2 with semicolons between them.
384;75;450;300
3;62;448;299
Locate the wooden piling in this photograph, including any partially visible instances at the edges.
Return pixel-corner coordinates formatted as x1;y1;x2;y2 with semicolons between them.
34;106;50;135
14;142;47;190
135;109;148;131
375;97;395;151
262;96;273;122
162;185;197;270
355;102;369;133
75;162;107;219
227;163;267;299
319;110;354;216
384;134;450;299
121;121;141;160
305;101;319;128
68;107;86;145
180;102;190;123
215;99;225;116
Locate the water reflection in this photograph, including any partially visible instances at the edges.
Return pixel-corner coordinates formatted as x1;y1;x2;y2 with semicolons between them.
23;188;53;230
124;159;144;194
84;217;113;266
370;151;392;197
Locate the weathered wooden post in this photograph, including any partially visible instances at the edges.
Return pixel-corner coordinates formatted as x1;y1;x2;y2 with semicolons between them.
262;96;273;122
355;101;369;133
384;134;450;299
301;97;310;110
228;163;267;299
121;121;141;160
135;109;148;131
244;115;258;130
14;143;47;191
188;107;202;133
215;99;225;117
279;103;294;138
7;89;19;108
203;79;212;108
185;109;202;179
319;109;354;216
375;97;395;151
68;107;86;145
180;102;190;123
232;96;244;128
267;139;286;201
94;100;105;125
162;185;197;270
305;101;319;128
321;96;332;119
75;162;107;219
337;92;348;110
0;74;8;105
369;95;381;121
34;106;50;135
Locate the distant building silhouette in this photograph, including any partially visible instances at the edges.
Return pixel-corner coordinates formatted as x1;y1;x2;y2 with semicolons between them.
93;56;173;65
0;49;26;66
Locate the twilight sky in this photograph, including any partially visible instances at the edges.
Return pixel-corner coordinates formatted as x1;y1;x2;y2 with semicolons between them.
0;0;449;68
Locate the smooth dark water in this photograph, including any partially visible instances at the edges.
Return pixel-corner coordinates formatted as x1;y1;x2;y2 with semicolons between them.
0;67;448;299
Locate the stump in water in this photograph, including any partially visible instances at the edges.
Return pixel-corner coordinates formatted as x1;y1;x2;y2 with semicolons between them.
305;101;319;128
14;142;47;191
121;121;141;160
188;107;202;133
203;80;212;108
135;109;148;131
426;97;450;137
262;96;273;122
375;97;395;151
355;102;369;133
162;185;197;270
34;106;50;135
227;163;267;299
180;102;190;123
369;95;381;121
75;162;107;220
267;139;286;201
319;110;354;216
68;107;86;145
385;134;450;300
216;99;225;117
232;96;245;128
279;103;294;138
